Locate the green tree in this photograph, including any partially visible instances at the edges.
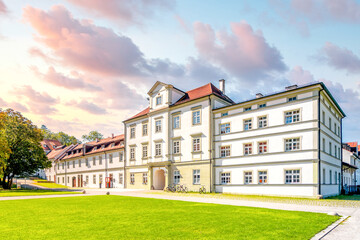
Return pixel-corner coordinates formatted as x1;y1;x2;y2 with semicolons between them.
0;109;51;189
40;125;80;146
82;130;104;142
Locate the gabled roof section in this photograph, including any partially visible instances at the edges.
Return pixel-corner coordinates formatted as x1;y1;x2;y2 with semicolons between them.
147;81;185;96
174;83;234;105
126;107;150;122
347;142;358;148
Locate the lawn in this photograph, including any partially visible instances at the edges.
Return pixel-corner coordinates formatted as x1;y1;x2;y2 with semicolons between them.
0;195;338;239
0;189;81;197
32;180;68;189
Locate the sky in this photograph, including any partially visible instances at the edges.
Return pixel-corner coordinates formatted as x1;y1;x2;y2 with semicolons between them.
0;0;360;142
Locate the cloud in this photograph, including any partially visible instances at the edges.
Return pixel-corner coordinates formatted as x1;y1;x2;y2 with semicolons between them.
193;21;287;82
288;66;315;85
69;99;107;115
32;66;102;91
0;97;28;113
14;85;58;114
0;0;7;15
317;42;360;74
66;0;173;26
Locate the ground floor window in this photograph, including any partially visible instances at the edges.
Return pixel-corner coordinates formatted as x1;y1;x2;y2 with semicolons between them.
221;172;231;184
193;169;200;184
130;173;135;184
99;174;103;185
174;170;180;184
244;171;252;184
330;170;332;184
62;177;64;183
67;176;70;184
86;175;89;184
285;169;300;184
119;173;123;184
93;175;96;184
143;173;148;185
258;171;267;184
57;177;59;183
335;171;337;184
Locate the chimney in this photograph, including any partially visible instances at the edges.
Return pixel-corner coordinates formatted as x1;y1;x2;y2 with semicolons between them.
219;79;225;94
256;93;263;98
112;133;114;138
285;84;298;91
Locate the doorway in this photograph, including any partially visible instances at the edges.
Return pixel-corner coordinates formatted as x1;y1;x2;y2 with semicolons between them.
153;169;165;190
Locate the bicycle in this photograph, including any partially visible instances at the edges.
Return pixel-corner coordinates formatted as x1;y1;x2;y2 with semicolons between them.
176;184;188;193
199;185;206;194
165;184;176;192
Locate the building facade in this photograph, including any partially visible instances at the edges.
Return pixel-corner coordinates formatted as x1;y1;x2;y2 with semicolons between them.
213;83;345;197
44;135;125;188
342;143;360;193
124;81;233;192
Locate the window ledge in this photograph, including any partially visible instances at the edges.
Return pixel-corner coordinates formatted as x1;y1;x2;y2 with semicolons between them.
191;151;202;154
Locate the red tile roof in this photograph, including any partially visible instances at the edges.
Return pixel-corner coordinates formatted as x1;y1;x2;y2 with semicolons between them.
125;83;234;121
347;142;358;148
41;139;62;151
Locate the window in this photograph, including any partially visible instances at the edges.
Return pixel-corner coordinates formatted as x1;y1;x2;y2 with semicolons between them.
334;145;337;158
220;123;230;134
173;140;180;154
259;103;266;108
130;147;135;160
155;143;162;156
192;110;201;125
322;111;325;124
193;169;200;184
62;177;65;184
119;173;123;184
142;145;148;158
85;176;89;184
244;119;252;131
119;152;123;162
67;177;69;184
57;164;59;170
155;120;162;132
258;142;267;154
174;170;180;184
285;138;300;151
258;116;267;128
99;174;103;184
329;117;332;130
62;163;64;169
156;96;162;105
244;107;251;111
130;127;136;138
330;170;332;184
57;177;59;183
323;168;326;184
338;126;340;136
288;96;297;102
67;161;70;169
99;156;103;165
285;110;300;124
101;145;105;149
220;146;231;157
93;147;97;151
109;154;113;163
221;172;231;184
244;143;252;155
221;112;228;117
142;124;148;136
130;173;135;184
335;171;337;184
258;171;268;184
143;173;148;185
93;175;96;184
193;138;201;152
322;138;325;152
285;169;300;184
111;143;115;147
329;142;332;155
73;161;75;168
173;115;180;129
79;159;81;167
334;123;336;134
244;172;252;184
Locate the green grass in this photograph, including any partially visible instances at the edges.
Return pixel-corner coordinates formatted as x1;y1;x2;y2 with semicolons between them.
0;195;338;239
0;189;80;197
32;181;68;189
327;194;360;200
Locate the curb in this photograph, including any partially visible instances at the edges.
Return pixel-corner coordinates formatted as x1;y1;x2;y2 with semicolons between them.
311;216;349;240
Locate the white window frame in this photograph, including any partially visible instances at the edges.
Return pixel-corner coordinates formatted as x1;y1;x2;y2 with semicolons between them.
142;123;148;136
156;96;162;105
285;138;300;151
173;140;180;154
220;146;231;158
192;110;201;125
258;116;267;128
244;171;252;184
258;170;268;184
173;115;180;129
143;173;148;185
155;120;162;133
130;147;135;160
221;172;231;184
142;145;148;158
244;119;252;131
244;143;252;155
285;169;301;184
119;152;124;162
285;110;300;124
130;127;136;138
174;170;180;184
192;138;201;152
258;141;267;154
193;169;200;185
109;154;113;164
130;173;135;184
220;123;231;134
155;143;162;156
119;173;123;184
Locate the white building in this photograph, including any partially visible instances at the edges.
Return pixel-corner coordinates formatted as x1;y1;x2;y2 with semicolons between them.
342;143;360;193
44;135;125;188
213;82;345;198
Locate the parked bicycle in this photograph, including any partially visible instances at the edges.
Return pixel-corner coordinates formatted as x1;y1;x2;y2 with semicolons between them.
176;184;188;193
199;185;206;194
165;184;176;193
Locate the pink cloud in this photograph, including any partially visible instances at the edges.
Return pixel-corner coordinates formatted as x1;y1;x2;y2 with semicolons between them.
318;42;360;74
193;21;287;81
0;0;7;15
288;66;315;85
66;0;173;26
68;99;107;115
0;97;28;113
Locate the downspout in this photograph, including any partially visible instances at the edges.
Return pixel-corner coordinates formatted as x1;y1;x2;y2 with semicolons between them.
318;89;324;196
209;96;212;193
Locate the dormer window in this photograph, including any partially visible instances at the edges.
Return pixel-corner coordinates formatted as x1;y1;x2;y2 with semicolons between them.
53;145;56;148
43;144;48;148
120;141;124;146
288;96;297;102
93;147;97;151
244;107;251;112
156;96;162;105
101;145;105;149
111;143;115;147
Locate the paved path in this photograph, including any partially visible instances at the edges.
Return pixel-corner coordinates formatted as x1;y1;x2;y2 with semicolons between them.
1;189;359;239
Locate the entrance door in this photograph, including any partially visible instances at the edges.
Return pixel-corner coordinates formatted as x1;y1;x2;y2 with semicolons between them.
154;169;165;190
72;177;76;187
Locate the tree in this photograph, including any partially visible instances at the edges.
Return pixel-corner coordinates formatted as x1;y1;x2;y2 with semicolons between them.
40;125;80;146
0;109;51;189
82;130;104;142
